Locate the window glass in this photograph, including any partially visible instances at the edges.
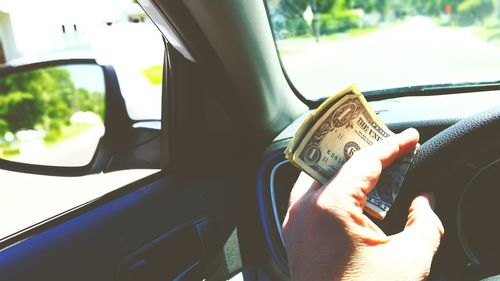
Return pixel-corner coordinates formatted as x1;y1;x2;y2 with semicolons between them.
0;0;163;120
0;0;161;239
266;0;500;100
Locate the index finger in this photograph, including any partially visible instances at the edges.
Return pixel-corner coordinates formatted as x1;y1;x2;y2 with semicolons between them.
288;172;321;207
325;128;419;196
370;127;420;170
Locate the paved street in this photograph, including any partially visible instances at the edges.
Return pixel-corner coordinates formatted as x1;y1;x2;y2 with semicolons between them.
280;16;500;99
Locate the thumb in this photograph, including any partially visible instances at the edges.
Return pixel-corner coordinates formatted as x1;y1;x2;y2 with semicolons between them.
401;194;444;255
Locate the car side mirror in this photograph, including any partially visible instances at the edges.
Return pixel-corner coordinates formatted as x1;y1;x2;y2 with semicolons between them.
0;59;160;176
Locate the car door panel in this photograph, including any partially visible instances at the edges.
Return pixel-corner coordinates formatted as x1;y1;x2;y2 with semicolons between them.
0;173;237;281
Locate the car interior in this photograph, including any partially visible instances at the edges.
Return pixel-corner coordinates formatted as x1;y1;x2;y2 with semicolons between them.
0;0;499;280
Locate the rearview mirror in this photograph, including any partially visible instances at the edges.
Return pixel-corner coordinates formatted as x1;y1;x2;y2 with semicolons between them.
0;63;105;167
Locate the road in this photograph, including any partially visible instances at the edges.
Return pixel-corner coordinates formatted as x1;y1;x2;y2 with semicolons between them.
279;17;500;99
11;125;105;167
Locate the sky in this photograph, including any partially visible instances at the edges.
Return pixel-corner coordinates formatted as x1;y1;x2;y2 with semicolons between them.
0;0;132;23
64;64;105;94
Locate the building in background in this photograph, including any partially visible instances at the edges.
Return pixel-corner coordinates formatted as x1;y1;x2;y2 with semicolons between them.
0;0;150;64
0;10;19;63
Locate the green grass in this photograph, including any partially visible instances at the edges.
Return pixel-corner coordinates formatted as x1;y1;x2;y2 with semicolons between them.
278;25;380;56
297;26;378;42
278;49;305;56
347;26;378;37
277;20;408;57
45;123;94;146
284;25;381;44
278;17;421;53
437;16;500;45
0;145;20;158
287;34;313;40
142;65;163;85
475;26;500;45
322;33;339;41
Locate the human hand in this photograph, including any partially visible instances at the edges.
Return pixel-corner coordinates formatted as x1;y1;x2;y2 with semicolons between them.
282;128;444;281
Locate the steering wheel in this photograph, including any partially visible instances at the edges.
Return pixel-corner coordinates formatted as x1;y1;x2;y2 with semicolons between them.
381;106;500;281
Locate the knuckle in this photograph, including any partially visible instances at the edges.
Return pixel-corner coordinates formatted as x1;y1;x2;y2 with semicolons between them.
313;193;338;215
287;200;304;218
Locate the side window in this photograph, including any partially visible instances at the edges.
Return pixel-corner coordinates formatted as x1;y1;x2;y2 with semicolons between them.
0;1;163;239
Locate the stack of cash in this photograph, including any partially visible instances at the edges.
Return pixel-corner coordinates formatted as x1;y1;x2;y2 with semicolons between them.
285;85;416;219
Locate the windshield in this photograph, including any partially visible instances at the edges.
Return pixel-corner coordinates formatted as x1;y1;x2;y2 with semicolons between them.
265;0;500;100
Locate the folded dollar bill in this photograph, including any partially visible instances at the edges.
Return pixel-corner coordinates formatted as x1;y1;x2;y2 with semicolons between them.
285;85;417;219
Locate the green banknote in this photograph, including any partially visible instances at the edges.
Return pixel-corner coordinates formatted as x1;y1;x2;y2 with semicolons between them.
285;85;416;219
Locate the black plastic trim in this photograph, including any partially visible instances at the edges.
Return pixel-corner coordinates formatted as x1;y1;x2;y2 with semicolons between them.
313;81;500;104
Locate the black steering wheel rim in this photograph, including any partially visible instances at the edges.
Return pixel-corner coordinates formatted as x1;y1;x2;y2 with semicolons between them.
385;105;500;221
409;105;500;184
381;105;500;280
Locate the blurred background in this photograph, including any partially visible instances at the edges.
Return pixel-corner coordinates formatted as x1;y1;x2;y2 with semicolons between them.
267;0;500;98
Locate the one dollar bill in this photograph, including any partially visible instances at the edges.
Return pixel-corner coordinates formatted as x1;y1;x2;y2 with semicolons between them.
285;85;416;219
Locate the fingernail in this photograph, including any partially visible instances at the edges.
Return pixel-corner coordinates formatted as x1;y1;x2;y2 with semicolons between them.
401;128;419;138
418;192;436;210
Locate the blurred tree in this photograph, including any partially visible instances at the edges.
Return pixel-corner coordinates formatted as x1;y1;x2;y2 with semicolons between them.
346;0;378;13
0;119;8;136
409;0;442;15
311;0;335;41
0;65;104;147
442;0;466;13
374;0;388;19
279;0;334;41
279;0;334;18
0;91;40;132
0;67;74;135
77;88;105;120
338;0;389;21
279;0;309;18
457;0;495;24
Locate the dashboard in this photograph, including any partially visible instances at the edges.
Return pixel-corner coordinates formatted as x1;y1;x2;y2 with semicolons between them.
257;90;500;280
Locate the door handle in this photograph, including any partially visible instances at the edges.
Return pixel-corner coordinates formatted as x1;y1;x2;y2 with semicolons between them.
118;218;213;281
